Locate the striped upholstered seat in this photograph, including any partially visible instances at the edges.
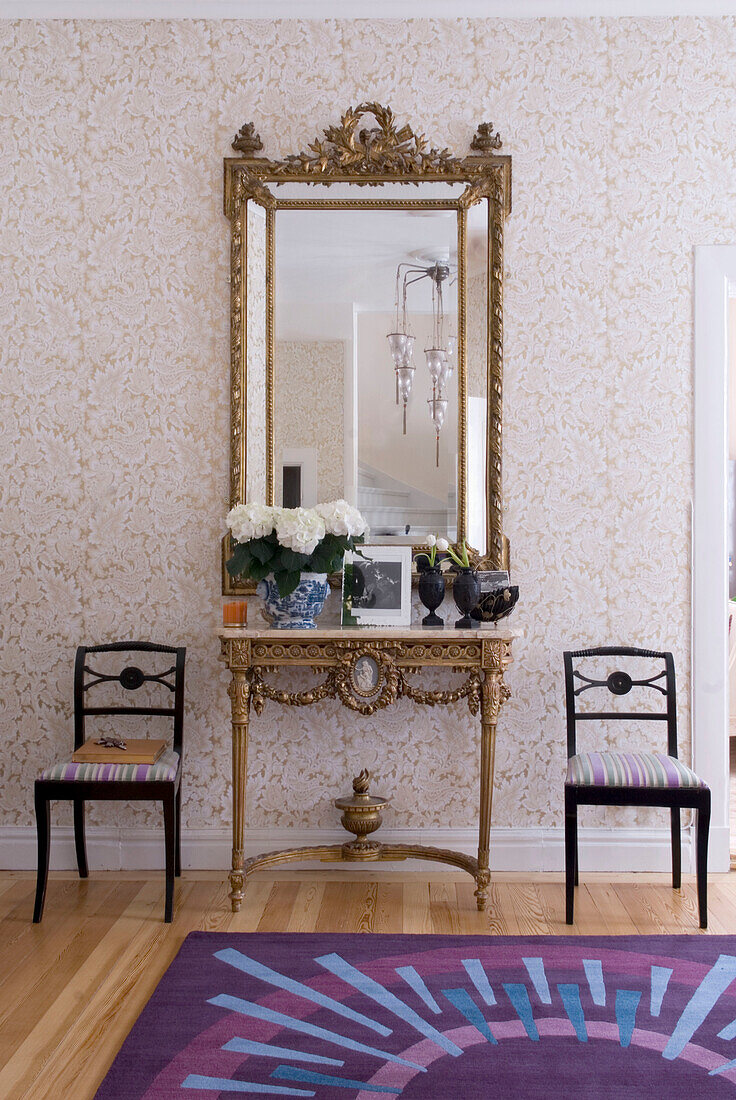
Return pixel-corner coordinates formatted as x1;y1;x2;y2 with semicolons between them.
39;749;180;784
566;750;705;789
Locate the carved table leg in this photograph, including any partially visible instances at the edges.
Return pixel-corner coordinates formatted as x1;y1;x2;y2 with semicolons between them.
228;669;251;912
475;648;512;911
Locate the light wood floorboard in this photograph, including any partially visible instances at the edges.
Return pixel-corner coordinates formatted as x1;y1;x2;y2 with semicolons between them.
0;869;733;1099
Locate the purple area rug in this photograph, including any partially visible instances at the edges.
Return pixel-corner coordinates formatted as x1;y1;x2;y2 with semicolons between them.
95;933;736;1098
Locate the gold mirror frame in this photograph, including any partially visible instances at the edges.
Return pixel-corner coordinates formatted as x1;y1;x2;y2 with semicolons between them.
222;104;511;593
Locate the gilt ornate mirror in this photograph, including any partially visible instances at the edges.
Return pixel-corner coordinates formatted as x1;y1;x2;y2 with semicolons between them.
222;104;511;593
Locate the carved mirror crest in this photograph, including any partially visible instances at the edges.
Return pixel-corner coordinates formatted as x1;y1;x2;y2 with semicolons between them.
223;103;511;593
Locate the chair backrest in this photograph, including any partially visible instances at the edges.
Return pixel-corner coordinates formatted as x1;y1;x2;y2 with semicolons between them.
73;642;186;754
563;646;677;760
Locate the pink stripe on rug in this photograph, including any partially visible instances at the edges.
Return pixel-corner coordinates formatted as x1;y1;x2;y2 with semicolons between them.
356;1020;736;1098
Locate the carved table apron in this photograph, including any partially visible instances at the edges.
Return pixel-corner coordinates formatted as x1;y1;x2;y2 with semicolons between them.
219;627;516;912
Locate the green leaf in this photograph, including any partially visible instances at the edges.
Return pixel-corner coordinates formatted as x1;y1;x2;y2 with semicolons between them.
274;569;302;597
248;559;273;582
341;562;358;624
249;538;276;565
308;547;341;574
349;537;368;559
278;547;310;572
226;541;252;578
306;557;329;575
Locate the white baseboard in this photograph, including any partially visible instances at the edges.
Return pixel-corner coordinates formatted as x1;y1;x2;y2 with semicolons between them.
0;823;716;874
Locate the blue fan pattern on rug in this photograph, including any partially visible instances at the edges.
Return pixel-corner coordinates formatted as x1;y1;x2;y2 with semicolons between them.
94;934;736;1098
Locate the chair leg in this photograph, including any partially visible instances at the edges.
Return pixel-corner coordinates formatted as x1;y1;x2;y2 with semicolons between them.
73;800;88;879
174;785;182;878
696;791;711;930
670;806;681;890
33;786;50;923
565;787;577;924
163;791;176;923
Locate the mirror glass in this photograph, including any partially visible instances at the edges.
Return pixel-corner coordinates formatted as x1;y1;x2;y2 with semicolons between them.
272;187;487;547
466;200;488;555
246;202;267;504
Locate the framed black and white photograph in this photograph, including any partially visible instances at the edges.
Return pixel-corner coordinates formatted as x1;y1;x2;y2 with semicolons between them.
342;546;412;627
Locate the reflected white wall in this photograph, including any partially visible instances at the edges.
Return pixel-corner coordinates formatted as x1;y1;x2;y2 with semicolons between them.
693;245;736;871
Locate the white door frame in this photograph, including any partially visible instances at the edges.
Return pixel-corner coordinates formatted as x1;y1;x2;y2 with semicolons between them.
693;245;736;872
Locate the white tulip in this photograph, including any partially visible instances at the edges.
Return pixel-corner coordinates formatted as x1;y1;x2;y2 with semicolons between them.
436;537;450;552
426;534;437;547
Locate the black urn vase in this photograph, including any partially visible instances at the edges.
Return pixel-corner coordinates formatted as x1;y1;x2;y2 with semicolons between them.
417;565;445;628
453;567;481;629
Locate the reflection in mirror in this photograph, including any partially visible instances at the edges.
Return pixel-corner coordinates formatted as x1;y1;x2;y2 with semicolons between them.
246;203;267;503
466;199;489;556
273;206;461;544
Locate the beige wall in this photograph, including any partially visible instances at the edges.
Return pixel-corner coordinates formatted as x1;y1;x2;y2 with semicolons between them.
274;339;345;504
357;311;458;503
729;296;736;461
2;17;735;836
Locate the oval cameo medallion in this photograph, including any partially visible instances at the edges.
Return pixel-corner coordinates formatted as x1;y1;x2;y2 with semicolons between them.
351;655;381;698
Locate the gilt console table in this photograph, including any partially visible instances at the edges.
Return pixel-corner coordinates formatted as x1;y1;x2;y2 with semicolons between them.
218;626;518;913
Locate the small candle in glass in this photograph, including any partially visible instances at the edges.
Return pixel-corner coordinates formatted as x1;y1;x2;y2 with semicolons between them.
223;599;248;627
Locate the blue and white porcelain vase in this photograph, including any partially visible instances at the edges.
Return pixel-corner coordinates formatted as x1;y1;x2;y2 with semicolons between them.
256;572;330;629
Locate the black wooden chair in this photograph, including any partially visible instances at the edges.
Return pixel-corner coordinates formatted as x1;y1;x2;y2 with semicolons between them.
33;641;186;924
564;646;710;928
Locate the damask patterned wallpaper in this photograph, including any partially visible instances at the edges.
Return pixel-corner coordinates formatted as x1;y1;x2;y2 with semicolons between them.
2;17;735;838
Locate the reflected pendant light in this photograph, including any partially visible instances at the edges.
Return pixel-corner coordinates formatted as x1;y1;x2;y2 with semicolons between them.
428;394;448;468
386;260;455;454
386;266;416;434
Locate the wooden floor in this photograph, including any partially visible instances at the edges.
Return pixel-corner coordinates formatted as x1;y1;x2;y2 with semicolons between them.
1;868;735;1099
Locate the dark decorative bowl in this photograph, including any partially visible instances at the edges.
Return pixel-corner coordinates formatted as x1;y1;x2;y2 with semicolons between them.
470;585;519;623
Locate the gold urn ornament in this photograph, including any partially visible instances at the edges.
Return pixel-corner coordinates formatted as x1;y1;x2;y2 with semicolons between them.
334;769;389;860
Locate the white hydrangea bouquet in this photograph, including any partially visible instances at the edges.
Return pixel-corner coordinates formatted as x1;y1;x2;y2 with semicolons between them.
225;500;368;597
